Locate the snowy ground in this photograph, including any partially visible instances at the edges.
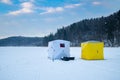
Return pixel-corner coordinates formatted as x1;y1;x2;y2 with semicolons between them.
0;47;120;80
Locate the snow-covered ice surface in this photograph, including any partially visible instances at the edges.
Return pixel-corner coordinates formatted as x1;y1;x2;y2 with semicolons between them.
0;47;120;80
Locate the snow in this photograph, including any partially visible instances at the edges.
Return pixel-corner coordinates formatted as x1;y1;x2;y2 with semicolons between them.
0;47;120;80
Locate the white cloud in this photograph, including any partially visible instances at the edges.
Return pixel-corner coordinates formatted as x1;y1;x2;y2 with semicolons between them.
64;3;82;8
8;2;82;15
0;0;12;4
92;1;101;5
8;2;34;15
40;7;64;15
40;3;82;15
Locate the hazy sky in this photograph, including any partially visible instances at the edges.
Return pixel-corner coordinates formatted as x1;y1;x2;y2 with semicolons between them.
0;0;120;39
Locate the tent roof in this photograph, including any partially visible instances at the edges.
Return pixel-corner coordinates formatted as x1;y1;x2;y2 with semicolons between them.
49;40;70;43
82;41;102;43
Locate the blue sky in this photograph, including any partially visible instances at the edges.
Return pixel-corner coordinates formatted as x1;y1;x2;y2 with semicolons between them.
0;0;120;39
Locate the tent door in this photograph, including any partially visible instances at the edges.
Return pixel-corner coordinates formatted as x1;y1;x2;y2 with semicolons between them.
60;43;65;47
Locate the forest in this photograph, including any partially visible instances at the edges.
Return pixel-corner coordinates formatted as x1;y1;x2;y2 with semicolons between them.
43;10;120;47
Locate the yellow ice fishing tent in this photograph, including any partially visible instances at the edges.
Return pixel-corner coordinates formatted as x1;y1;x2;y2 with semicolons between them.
81;41;104;60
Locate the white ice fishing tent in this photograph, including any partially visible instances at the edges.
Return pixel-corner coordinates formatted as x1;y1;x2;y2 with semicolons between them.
48;40;70;60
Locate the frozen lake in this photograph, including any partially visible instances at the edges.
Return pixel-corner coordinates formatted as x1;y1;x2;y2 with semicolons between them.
0;47;120;80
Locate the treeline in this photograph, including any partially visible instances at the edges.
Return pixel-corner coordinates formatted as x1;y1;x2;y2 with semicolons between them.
43;10;120;47
0;36;43;46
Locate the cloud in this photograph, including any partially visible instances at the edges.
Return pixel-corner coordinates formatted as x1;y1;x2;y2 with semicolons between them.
0;0;12;4
7;2;82;15
92;1;101;5
40;3;82;15
64;3;82;8
8;2;34;15
40;7;64;15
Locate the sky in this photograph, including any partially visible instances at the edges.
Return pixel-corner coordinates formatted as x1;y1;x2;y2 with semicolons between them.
0;0;120;39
